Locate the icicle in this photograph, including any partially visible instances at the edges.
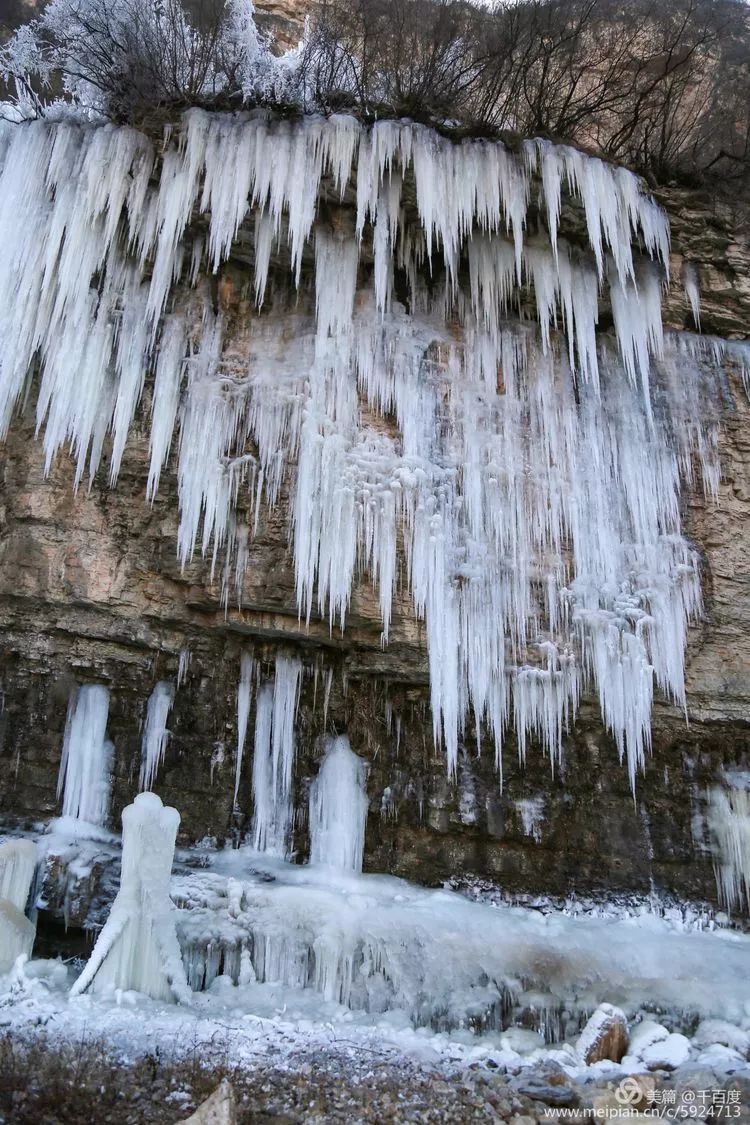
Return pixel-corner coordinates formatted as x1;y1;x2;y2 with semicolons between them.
177;648;191;687
234;651;254;808
309;737;369;873
139;682;175;792
71;792;191;1002
0;111;732;792
57;685;113;827
682;262;701;330
708;777;750;915
250;655;302;856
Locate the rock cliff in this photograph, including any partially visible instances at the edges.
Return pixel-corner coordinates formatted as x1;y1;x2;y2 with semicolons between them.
0;119;748;936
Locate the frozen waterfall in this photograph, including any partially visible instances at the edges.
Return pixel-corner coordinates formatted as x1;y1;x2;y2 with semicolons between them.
57;684;113;827
71;792;190;1002
250;656;302;856
0;110;748;787
0;839;37;974
139;681;175;792
309;737;369;873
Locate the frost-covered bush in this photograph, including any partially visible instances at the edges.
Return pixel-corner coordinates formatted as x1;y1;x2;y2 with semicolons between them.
0;0;301;121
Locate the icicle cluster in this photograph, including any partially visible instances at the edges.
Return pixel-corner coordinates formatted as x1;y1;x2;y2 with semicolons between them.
0;110;740;785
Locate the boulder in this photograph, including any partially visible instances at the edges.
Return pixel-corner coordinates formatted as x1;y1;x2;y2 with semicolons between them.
578;1004;629;1064
178;1080;237;1125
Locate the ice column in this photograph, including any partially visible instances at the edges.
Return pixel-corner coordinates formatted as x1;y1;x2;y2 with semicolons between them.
71;792;190;1002
309;737;369;873
234;651;254;808
0;839;37;973
250;656;302;856
57;684;113;827
139;682;175;791
708;778;750;914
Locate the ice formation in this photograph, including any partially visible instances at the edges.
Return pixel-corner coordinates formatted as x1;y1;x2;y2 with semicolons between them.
139;681;175;791
0;839;37;973
72;792;190;1002
250;656;302;856
0;110;743;786
708;776;750;914
175;852;750;1031
309;737;369;873
234;651;254;808
57;684;113;826
0;838;37;912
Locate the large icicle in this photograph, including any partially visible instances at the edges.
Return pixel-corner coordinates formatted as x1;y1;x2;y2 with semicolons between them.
0;839;37;973
708;777;750;915
57;685;113;827
139;682;175;792
250;656;302;856
71;792;190;1002
309;737;369;873
234;651;254;808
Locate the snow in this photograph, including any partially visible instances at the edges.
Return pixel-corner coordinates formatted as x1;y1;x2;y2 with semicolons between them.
0;110;739;786
57;684;113;828
640;1033;691;1071
71;792;190;1003
139;681;175;792
309;737;369;873
2;849;750;1081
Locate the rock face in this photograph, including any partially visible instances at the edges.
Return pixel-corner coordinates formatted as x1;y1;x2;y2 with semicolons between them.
0;149;748;926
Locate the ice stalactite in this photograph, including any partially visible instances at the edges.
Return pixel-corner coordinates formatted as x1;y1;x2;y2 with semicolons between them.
682;262;702;330
0;110;741;786
139;682;175;792
72;792;190;1002
0;839;37;973
57;685;113;827
234;651;254;808
250;656;302;856
309;738;369;873
708;776;750;915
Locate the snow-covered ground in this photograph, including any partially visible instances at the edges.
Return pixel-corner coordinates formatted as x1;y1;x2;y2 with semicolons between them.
3;842;750;1086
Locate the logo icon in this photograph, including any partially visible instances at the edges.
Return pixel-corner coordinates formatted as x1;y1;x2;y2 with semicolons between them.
615;1077;643;1106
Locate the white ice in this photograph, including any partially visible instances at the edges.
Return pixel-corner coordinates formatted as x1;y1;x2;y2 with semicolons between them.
71;792;190;1003
0;111;737;787
57;684;113;827
309;737;369;873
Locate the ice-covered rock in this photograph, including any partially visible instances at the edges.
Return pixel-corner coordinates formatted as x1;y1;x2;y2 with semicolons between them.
628;1020;670;1059
178;1079;237;1125
577;1003;628;1063
693;1020;749;1056
641;1032;691;1070
0;900;35;974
